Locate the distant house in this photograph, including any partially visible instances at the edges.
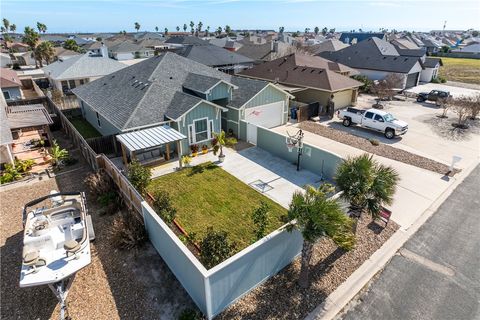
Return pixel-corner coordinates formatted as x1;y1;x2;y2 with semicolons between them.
452;42;480;54
391;38;420;50
339;32;385;45
236;41;296;63
54;47;81;61
240;53;362;111
421;39;442;54
420;58;443;82
0;53;11;68
72;52;292;158
310;39;349;54
108;41;148;60
42;53;126;94
319;37;424;88
1;68;23;101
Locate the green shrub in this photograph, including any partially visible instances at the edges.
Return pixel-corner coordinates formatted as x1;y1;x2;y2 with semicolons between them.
127;160;151;195
178;308;203;320
352;75;374;93
109;210;147;250
200;227;236;269
251;201;270;241
151;189;177;223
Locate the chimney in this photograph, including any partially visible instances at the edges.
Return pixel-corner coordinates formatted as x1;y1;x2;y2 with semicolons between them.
100;42;108;58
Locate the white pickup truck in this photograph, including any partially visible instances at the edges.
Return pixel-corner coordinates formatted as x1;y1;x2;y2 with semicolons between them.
336;108;408;139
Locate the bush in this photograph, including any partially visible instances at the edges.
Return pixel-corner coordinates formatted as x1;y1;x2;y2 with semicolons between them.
151;189;177;223
98;191;123;215
251;201;270;241
84;169;113;195
369;138;380;146
352;75;374;93
0;159;36;184
109;210;148;250
200;227;236;269
127;160;151;195
178;308;203;320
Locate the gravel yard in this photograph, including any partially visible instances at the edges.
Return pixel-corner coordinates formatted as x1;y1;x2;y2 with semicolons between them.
217;213;398;320
0;133;195;320
299;121;456;175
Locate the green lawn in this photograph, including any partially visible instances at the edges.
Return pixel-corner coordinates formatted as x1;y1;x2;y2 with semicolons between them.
438;57;480;85
70;117;102;139
147;162;288;250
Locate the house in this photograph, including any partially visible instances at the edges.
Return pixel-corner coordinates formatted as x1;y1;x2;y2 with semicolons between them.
42;53;126;94
309;39;349;54
421;38;442;54
239;53;362;111
0;96;14;165
420;58;443;82
72;52;292;163
54;47;81;61
0;53;11;67
339;32;385;44
391;38;420;50
452;42;480;55
319;37;424;89
1;68;23;101
108;41;147;60
236;41;296;63
165;36;254;74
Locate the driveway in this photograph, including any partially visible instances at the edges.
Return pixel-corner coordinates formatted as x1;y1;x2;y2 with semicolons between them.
405;82;480;98
324;94;480;170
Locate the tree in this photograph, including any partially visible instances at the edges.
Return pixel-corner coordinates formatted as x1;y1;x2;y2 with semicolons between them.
304;27;310;35
190;21;195;35
287;184;355;288
251;201;270;241
155;26;158;32
472;30;479;37
164;28;168;36
224;25;231;35
96;37;102;42
314;26;319;35
22;26;40;67
352;75;374;93
440;45;450;53
50;140;69;166
206;26;210;36
2;18;10;32
322;27;328;36
329;28;336;33
468;94;480;120
372;73;403;102
437;95;454;118
134;22;140;32
216;26;222;36
63;39;82;52
212;130;237;158
197;21;203;36
151;190;177;224
183;23;187;32
292;31;300;38
200;227;236;269
9;23;16;33
176;26;180;32
35;41;55;66
36;22;47;33
279;26;285;34
335;154;399;230
127;160;152;196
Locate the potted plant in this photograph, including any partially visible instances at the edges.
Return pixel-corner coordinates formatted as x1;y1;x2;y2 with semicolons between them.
190;144;199;157
201;144;208;154
212;130;237;163
181;155;192;167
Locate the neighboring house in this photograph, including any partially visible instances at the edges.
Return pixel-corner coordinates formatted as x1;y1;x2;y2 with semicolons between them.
42;53;126;94
421;38;442;54
165;36;254;74
391;38;420;50
72;52;292;157
54;47;81;61
309;39;349;54
1;68;23;101
108;41;149;60
0;95;14;165
339;32;385;44
0;53;11;67
40;34;68;46
420;58;443;82
239;53;362;111
452;42;480;54
319;37;424;89
9;42;30;53
236;41;296;63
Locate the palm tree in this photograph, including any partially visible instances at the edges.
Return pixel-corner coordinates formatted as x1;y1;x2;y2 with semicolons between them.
197;21;203;36
189;21;195;35
36;22;47;33
22;26;40;67
212;130;237;161
183;23;187;32
335;154;399;230
155;26;159;32
164;28;168;36
322;27;328;36
224;25;231;35
35;41;55;66
134;22;140;32
279;26;284;34
206;26;210;36
216;26;222;36
304;27;310;35
10;23;16;33
176;26;180;32
2;18;10;32
287;184;355;288
50;140;69;166
314;26;319;35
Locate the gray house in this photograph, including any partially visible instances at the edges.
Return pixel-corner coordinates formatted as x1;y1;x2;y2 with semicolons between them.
1;68;23;101
72;52;291;164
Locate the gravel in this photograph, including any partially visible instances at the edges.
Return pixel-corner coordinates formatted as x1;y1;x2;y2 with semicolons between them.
299;121;458;175
217;214;398;320
0;131;195;320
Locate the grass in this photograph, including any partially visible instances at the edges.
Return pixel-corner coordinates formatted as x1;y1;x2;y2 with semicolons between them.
70;117;102;139
147;162;288;250
438;57;480;85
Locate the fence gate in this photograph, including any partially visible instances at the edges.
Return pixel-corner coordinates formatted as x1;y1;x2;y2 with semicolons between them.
246;123;257;145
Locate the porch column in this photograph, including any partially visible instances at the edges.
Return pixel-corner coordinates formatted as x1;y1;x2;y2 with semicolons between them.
177;140;182;169
121;143;128;167
6;144;14;164
165;143;170;161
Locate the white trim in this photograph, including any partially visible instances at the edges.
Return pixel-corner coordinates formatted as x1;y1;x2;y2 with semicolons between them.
239;83;294;111
189;117;212;145
167;100;228;122
205;79;239;93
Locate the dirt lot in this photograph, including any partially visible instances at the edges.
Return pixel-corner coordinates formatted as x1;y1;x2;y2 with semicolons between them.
438;57;480;85
0;133;195;320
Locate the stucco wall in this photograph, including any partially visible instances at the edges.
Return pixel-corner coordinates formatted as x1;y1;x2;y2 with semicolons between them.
333;89;355;108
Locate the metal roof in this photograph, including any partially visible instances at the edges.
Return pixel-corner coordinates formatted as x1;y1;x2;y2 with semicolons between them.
116;125;186;152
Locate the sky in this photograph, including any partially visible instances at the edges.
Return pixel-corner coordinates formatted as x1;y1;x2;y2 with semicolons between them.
1;0;479;34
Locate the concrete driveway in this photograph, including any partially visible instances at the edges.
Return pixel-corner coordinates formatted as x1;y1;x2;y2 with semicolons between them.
324;94;480;170
405;82;480;98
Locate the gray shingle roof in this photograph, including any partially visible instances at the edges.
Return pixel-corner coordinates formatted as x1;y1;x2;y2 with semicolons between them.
165;36;210;45
72;52;271;131
176;44;253;67
109;41;143;53
424;57;442;68
183;73;225;93
42;54;126;80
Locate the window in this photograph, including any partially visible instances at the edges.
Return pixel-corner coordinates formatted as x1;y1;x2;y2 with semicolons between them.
79;79;85;85
188;118;214;144
374;114;384;122
2;91;11;100
96;112;101;127
61;80;69;91
68;80;76;89
364;112;374;119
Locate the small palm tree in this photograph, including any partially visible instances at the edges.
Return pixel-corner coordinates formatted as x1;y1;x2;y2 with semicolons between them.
35;41;55;66
134;22;140;32
176;26;180;32
190;21;195;35
10;24;16;33
335;154;399;226
287;184;355;288
212;130;236;161
50;140;69;166
183;23;187;32
155;26;158;32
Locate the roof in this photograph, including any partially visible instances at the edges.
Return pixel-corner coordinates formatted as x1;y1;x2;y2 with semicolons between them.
319;37;422;73
310;39;349;54
0;95;13;145
165;36;210;45
42;54;126;80
452;43;480;53
339;32;385;44
117;124;186;152
422;39;442;48
183;73;233;93
6;104;53;130
108;41;143;53
239;53;362;92
54;47;81;57
72;52;272;131
175;44;253;67
236;43;274;61
424;57;443;68
395;47;427;57
0;68;22;88
391;38;420;50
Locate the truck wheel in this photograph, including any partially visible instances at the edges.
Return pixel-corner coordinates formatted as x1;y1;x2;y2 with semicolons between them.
416;97;425;102
343;118;352;127
385;129;395;139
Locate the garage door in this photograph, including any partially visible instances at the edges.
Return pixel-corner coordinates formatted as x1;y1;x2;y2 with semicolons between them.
405;72;419;88
244;101;284;129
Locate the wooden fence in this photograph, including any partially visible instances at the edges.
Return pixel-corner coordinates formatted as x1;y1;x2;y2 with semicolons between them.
86;135;118;156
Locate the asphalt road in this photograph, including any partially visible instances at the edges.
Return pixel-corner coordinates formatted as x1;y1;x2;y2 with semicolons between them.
342;165;480;320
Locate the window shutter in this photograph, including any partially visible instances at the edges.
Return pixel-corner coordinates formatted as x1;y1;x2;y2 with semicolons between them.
188;124;194;144
209;120;214;139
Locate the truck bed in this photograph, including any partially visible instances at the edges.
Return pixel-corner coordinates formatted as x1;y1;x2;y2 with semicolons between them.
346;107;365;114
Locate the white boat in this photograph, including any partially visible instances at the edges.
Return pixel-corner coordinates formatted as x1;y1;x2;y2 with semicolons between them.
20;191;94;320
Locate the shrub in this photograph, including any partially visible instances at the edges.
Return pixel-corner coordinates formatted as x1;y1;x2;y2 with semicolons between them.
437;76;447;83
109;210;148;250
369;138;380;146
84;169;113;195
98;191;123;215
127;160;151;195
0;164;22;184
200;227;236;269
190;144;199;154
181;155;192;166
251;201;270;241
15;159;35;173
352;75;374;93
151;189;177;223
178;308;203;320
50;140;69;166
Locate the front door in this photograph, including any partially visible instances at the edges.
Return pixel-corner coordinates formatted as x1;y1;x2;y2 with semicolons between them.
246;123;257;145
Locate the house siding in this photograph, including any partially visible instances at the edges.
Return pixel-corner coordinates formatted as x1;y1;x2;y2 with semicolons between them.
207;82;231;101
177;101;222;155
80;99;120;136
293;89;331;108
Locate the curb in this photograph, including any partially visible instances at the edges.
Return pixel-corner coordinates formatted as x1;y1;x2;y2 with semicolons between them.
305;162;479;320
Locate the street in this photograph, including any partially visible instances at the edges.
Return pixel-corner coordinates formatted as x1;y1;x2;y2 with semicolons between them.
342;165;480;320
